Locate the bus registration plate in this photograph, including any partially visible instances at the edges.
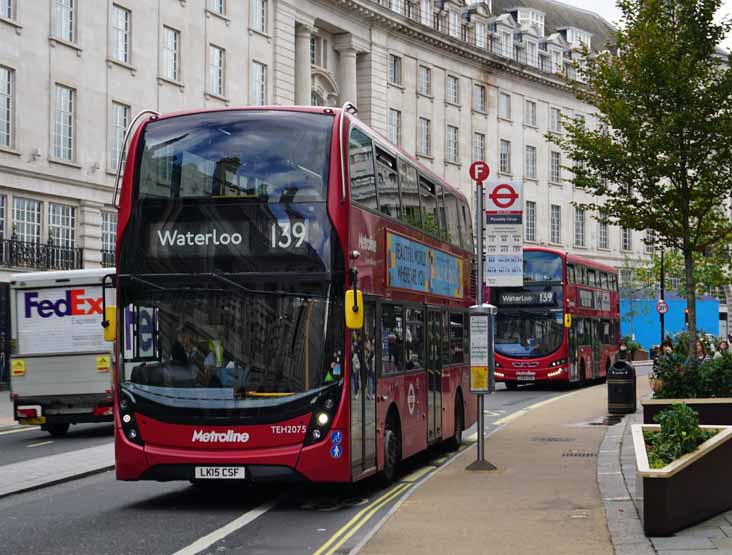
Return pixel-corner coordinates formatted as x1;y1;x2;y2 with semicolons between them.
194;466;246;479
516;372;535;381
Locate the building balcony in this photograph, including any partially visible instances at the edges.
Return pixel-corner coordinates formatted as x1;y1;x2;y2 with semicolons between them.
0;237;83;271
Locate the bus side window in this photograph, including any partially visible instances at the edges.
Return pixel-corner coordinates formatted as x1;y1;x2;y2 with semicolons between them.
349;128;377;210
602;320;612;344
460;200;474;252
436;184;448;241
419;176;442;238
381;304;404;375
449;312;465;364
567;265;576;283
405;308;424;370
444;191;461;248
440;311;450;366
398;160;422;230
587;269;596;287
375;147;401;219
578;266;586;285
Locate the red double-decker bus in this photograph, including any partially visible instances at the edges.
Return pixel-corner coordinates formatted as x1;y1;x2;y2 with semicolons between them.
107;106;477;485
488;248;620;388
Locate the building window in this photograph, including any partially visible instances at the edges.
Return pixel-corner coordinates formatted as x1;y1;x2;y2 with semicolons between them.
550;107;561;133
499;139;511;174
251;0;267;33
525;99;537;127
550;205;561;244
388;54;402;85
598;212;609;249
111;4;131;64
13;197;41;244
525;145;537;179
419;0;433;26
102;211;117;263
526;200;536;242
208;45;225;96
551;50;562;73
208;0;225;15
418;65;431;96
575;208;585;247
0;195;5;239
48;203;76;248
622;227;632;251
447;125;459;163
550;151;561;183
251;61;266;106
448;10;460;37
475;22;486;49
527;41;538;66
418;117;431;156
55;0;75;43
645;230;654;254
162;26;180;81
53;84;74;161
110;102;129;170
310;36;328;68
446;75;459;104
0;66;12;148
1;0;13;19
499;92;511;119
501;31;512;57
472;132;485;163
388;108;401;145
473;84;486;112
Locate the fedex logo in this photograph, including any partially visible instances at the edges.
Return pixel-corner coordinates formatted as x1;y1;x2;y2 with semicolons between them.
24;290;103;319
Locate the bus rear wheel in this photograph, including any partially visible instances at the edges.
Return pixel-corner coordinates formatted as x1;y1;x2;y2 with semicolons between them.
445;396;464;452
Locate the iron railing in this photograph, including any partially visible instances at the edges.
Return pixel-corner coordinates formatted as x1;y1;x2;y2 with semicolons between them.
0;237;83;270
102;250;115;268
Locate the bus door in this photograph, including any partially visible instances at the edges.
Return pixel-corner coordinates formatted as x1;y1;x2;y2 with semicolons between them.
591;320;601;379
426;308;442;443
568;318;578;382
350;303;377;478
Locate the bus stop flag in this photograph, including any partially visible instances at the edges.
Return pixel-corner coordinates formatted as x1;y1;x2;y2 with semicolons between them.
484;180;524;287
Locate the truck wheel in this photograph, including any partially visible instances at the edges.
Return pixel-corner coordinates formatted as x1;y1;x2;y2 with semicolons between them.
47;423;70;437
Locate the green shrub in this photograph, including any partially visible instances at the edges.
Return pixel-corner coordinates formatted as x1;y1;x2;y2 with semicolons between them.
622;335;642;353
652;350;732;398
644;404;716;469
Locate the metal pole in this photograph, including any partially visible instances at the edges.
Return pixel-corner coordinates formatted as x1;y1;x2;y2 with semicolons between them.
660;249;665;344
476;182;484;463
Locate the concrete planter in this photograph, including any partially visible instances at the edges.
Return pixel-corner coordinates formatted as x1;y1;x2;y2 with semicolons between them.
633;424;732;536
642;398;732;425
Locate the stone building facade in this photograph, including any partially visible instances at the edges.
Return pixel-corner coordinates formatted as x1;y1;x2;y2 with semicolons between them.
0;0;656;381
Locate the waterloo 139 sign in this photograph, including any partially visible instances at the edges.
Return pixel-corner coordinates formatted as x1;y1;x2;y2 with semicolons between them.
485;180;524;287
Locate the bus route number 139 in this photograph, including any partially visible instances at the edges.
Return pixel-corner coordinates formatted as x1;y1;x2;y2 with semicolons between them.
271;220;309;249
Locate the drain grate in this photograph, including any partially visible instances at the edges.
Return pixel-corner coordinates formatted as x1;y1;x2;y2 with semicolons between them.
530;437;576;443
562;451;597;458
587;415;624;426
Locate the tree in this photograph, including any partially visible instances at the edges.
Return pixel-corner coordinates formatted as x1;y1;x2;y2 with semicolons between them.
634;248;732;297
552;0;732;355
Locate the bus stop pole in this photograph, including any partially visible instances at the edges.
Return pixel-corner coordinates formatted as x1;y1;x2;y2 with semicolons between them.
476;181;484;464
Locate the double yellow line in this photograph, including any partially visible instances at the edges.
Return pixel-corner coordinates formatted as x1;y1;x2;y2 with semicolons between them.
313;482;411;555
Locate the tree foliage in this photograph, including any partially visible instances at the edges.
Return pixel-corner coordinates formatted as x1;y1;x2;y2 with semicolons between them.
552;0;732;352
634;249;732;297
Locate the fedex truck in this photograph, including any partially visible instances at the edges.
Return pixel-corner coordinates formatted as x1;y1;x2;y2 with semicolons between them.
9;269;115;436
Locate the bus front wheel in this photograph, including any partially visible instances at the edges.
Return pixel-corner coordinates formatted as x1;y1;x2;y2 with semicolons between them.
378;419;401;486
505;381;518;391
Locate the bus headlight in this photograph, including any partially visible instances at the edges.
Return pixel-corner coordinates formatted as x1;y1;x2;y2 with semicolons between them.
303;385;341;447
316;412;330;426
118;390;143;446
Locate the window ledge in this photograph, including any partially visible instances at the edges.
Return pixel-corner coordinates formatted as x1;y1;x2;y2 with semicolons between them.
498;116;513;123
417;92;434;100
49;36;82;56
205;92;230;105
497;171;513;177
549;129;562;136
158;75;185;90
248;28;271;40
205;9;231;24
0;145;20;156
472;109;488;116
524;239;538;244
107;58;137;74
387;81;405;90
597;247;611;251
445;100;461;108
525;176;538;182
574;244;588;249
416;153;434;161
549;181;563;187
548;242;563;247
106;169;123;177
445;160;462;167
524;123;538;129
0;15;22;34
49;157;82;169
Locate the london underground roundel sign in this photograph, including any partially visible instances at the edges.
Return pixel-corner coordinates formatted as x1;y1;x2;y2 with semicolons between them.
469;161;490;183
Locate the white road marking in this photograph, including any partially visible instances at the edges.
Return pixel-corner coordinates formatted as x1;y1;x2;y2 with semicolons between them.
171;499;276;555
493;390;585;426
27;440;54;448
0;426;40;436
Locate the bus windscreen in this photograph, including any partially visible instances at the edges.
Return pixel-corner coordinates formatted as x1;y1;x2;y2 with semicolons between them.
136;110;333;203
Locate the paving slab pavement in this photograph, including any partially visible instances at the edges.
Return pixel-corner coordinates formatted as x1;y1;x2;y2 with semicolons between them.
360;384;616;555
0;442;114;499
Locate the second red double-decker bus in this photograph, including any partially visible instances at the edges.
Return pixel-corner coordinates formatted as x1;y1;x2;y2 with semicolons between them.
489;247;620;389
107;105;477;485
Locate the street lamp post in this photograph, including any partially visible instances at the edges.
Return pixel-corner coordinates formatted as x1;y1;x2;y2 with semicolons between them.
660;249;665;345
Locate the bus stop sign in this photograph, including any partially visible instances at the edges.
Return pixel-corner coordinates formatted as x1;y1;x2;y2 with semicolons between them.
470;161;490;183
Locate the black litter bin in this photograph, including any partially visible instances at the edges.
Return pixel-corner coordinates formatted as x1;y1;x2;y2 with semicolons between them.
608;360;636;414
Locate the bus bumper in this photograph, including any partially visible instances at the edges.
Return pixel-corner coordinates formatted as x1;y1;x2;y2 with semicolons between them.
495;366;569;384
